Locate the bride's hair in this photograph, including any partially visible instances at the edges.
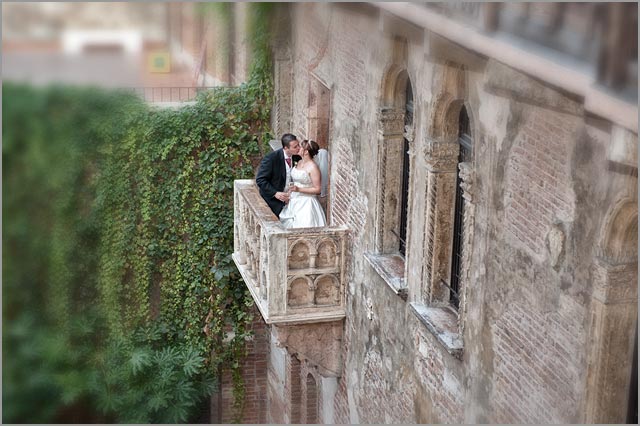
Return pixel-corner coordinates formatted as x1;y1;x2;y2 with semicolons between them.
301;139;320;158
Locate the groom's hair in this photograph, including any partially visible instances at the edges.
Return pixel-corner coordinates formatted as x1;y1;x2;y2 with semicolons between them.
281;133;298;148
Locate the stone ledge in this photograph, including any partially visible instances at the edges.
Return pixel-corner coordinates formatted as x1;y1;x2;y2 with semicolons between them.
410;302;463;360
364;252;407;300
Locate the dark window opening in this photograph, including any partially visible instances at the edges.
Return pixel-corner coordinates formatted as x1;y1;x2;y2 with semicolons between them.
399;79;413;256
449;106;472;309
305;374;318;424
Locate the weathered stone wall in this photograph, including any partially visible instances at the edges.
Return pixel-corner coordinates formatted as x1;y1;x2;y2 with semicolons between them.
265;2;637;424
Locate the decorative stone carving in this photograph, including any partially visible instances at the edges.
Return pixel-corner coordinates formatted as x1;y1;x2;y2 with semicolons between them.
366;297;374;320
597;199;638;265
378;108;405;136
424;138;459;172
273;320;344;377
314;274;340;306
418;132;476;343
316;238;338;268
456;191;476;338
232;179;348;325
403;124;415;143
288;276;314;307
592;257;638;305
586;259;637;423
584;198;638;423
458;161;474;201
546;223;565;269
289;240;311;270
375;108;408;252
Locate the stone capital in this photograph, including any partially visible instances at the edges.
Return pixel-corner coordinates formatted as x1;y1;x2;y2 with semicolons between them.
424;138;459;172
378;108;405;137
592;257;638;305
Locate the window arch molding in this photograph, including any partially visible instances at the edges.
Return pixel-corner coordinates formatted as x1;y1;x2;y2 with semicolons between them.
374;64;417;255
408;64;477;357
586;196;638;422
363;59;418;298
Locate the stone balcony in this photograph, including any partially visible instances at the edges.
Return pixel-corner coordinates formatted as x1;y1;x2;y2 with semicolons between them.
232;179;349;326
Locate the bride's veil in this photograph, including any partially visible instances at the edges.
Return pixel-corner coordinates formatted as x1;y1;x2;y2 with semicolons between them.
314;148;330;198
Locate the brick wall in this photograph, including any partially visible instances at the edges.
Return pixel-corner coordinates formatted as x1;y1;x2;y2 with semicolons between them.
359;349;415;423
332;139;367;237
332;9;368;123
490;291;585;423
290;3;324;139
219;305;269;423
334;372;350;423
504;107;578;258
414;329;464;424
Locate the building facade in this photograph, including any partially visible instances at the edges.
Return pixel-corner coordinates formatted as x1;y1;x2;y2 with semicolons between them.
233;2;638;424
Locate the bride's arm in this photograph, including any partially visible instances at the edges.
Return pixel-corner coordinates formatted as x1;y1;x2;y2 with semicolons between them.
293;164;322;195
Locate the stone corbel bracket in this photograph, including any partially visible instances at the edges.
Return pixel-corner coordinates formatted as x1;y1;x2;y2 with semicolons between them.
273;320;344;378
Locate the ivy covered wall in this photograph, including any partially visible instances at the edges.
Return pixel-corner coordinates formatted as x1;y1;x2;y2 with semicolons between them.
3;4;274;423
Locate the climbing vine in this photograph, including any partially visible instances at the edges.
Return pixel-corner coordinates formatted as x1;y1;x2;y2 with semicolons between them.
3;3;275;423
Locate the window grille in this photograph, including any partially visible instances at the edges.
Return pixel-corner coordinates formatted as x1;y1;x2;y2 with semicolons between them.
399;80;413;256
449;106;472;308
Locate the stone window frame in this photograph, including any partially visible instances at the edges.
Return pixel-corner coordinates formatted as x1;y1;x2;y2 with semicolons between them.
409;84;477;360
364;62;418;300
585;196;638;423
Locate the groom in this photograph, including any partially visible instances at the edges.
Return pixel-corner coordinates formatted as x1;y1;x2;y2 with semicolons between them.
256;133;301;217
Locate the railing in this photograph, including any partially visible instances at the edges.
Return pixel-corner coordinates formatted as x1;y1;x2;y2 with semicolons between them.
421;2;638;99
232;180;348;325
125;86;224;103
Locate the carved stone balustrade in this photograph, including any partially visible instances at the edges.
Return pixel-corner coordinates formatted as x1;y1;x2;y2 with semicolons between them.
232;179;349;326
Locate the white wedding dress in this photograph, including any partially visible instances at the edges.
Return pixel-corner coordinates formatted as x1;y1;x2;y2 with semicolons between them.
279;167;327;228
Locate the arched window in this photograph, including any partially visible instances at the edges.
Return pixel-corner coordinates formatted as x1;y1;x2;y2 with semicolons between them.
449;106;472;308
290;356;302;423
399;80;414;255
305;373;318;424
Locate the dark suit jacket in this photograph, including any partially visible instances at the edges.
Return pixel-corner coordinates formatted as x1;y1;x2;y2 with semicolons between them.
255;148;301;217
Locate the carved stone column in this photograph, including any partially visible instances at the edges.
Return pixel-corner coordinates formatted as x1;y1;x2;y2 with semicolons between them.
455;161;475;335
375;108;406;253
585;256;638;423
422;138;460;303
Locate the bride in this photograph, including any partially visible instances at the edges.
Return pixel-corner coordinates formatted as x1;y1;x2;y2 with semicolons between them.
279;139;327;228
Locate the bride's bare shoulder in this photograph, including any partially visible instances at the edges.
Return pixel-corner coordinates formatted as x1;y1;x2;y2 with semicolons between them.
307;160;320;172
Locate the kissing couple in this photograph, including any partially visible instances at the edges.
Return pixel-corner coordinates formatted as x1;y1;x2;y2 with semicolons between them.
256;133;327;228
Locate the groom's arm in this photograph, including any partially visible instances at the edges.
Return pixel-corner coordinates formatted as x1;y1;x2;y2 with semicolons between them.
256;153;279;199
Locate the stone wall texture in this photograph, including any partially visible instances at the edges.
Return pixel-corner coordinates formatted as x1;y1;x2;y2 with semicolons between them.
234;3;637;424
